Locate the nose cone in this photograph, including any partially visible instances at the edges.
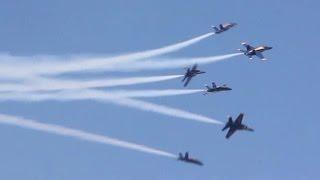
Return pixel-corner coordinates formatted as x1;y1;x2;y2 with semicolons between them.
265;46;272;50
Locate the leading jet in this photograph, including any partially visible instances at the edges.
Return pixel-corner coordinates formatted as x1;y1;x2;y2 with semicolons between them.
211;22;237;34
204;82;232;95
237;42;272;60
222;113;254;139
182;64;205;87
178;152;203;166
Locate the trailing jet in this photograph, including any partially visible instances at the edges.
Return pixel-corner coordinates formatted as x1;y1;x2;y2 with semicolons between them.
211;22;237;34
182;64;205;87
178;152;203;166
204;82;232;95
222;113;254;139
238;42;272;60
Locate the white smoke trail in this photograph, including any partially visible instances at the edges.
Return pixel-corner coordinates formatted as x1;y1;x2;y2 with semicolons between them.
0;33;214;78
0;114;176;158
110;97;222;124
0;90;222;125
105;89;204;98
0;75;183;92
104;53;242;72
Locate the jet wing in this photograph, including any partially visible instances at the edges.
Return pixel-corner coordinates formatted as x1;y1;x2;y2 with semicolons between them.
182;75;187;82
226;128;236;139
235;113;244;125
222;123;230;131
222;117;232;131
256;52;266;60
184;76;192;87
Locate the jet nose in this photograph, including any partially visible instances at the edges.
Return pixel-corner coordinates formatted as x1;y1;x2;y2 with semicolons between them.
266;46;272;50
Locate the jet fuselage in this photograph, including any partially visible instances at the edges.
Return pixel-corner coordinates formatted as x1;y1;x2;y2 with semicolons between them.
213;22;237;34
186;69;205;77
178;152;203;166
207;86;232;92
246;46;272;56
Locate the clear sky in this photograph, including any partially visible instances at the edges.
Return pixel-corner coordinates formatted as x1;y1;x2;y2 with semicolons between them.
0;0;319;179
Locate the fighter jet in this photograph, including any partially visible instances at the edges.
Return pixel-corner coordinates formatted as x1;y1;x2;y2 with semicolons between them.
178;152;203;166
204;82;232;95
222;113;254;139
182;64;205;87
237;42;272;60
211;22;237;34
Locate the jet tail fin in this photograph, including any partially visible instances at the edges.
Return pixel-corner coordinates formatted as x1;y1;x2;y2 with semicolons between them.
185;152;189;159
211;26;219;32
212;82;217;88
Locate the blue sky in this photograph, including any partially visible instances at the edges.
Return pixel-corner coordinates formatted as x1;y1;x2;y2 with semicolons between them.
0;0;319;179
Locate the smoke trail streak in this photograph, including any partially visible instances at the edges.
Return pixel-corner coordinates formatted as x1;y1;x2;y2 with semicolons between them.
0;114;176;158
0;75;183;92
103;53;242;72
0;90;222;125
40;33;215;75
0;33;214;78
104;89;204;98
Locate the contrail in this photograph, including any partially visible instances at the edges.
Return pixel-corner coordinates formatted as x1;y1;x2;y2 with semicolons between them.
0;113;176;158
102;53;242;72
0;33;214;77
0;75;183;92
0;90;222;125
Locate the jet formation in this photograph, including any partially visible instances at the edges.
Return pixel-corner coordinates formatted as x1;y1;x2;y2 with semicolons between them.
177;22;271;166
